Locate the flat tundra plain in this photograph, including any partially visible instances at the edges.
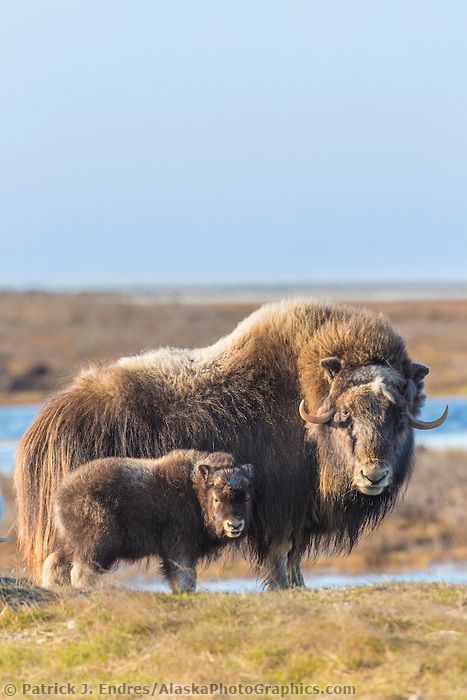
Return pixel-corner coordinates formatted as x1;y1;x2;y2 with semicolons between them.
1;292;467;402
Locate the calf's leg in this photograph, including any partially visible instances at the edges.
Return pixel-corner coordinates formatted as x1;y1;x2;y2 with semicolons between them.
42;551;71;588
69;535;119;588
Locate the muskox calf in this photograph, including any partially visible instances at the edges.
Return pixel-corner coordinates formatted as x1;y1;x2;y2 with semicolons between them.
42;450;254;592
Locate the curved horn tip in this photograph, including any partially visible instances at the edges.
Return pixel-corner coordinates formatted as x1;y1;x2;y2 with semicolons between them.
409;404;448;430
299;400;334;425
299;400;310;423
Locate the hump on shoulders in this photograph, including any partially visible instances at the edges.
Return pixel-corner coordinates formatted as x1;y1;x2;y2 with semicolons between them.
69;297;405;407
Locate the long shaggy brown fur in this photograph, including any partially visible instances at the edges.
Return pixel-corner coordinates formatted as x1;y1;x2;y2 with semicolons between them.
15;299;422;583
43;450;254;591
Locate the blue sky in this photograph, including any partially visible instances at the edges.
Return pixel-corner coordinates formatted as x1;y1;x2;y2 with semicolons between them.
1;2;466;288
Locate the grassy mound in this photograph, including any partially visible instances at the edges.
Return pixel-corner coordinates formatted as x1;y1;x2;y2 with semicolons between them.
0;582;465;699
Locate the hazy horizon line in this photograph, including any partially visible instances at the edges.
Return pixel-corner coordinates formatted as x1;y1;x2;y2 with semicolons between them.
2;280;467;293
2;281;467;304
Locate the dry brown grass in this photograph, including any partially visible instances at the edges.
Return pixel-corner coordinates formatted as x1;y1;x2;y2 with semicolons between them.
0;292;466;401
0;582;466;700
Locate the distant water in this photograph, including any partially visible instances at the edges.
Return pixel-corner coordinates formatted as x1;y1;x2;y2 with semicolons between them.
125;561;467;593
122;283;467;305
0;404;39;474
0;398;465;475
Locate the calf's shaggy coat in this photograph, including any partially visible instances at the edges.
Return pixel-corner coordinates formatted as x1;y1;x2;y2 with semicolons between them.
42;450;254;592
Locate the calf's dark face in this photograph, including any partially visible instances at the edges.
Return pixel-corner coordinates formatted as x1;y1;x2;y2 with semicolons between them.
198;464;254;539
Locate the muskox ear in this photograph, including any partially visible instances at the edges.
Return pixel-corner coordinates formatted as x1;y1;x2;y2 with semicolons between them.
198;464;212;480
410;362;429;385
320;357;342;381
241;463;254;480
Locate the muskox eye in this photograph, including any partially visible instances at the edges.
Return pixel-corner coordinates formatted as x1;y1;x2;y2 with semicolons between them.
213;496;220;504
337;408;350;422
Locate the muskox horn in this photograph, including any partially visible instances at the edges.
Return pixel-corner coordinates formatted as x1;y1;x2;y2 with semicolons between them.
299;400;335;425
407;405;448;430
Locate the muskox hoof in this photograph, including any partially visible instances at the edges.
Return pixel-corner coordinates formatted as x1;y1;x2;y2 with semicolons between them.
290;571;306;588
288;560;306;588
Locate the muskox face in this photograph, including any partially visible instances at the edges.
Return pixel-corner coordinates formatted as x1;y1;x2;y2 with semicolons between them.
300;360;448;498
323;378;409;496
197;463;255;539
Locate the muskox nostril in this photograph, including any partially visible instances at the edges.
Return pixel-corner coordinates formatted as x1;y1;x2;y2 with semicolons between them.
227;520;243;531
361;470;387;486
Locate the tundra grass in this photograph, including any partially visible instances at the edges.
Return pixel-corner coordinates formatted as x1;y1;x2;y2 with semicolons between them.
0;582;466;700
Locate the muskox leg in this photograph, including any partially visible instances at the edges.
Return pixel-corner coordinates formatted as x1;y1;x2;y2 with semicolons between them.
70;559;98;588
42;551;71;588
263;544;291;590
287;550;306;588
161;557;197;593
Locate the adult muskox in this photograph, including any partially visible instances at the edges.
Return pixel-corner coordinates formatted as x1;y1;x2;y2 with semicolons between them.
15;299;447;587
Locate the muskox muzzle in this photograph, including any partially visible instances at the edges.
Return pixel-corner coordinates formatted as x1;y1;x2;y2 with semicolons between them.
223;518;245;538
353;464;392;496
